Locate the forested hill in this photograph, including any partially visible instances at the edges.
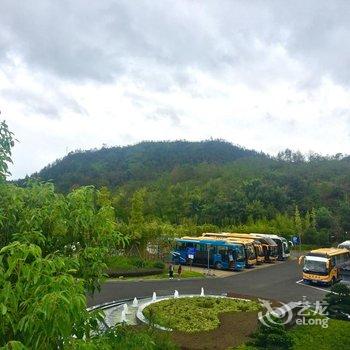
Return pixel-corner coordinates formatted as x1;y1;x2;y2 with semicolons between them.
29;140;265;191
19;140;350;242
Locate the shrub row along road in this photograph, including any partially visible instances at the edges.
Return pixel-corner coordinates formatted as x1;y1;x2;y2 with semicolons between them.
88;259;327;307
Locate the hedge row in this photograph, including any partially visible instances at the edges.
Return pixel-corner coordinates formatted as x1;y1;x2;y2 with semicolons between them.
106;267;164;278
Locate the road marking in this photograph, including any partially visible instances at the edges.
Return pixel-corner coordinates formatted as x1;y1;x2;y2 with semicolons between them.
295;280;329;293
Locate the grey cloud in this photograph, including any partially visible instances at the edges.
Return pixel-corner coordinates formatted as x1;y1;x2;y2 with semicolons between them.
1;88;87;119
148;107;182;127
1;0;350;89
263;113;297;132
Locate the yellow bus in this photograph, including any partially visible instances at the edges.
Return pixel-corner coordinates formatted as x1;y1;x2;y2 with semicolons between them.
203;232;278;263
300;248;350;285
238;238;265;264
202;233;264;264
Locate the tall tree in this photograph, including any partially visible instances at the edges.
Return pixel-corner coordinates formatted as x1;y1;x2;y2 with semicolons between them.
0;118;15;181
294;206;303;238
130;188;146;226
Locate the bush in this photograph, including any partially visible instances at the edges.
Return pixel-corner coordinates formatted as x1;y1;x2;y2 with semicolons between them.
325;283;350;320
106;268;163;278
134;258;146;268
106;255;164;270
65;325;178;350
249;315;293;350
152;261;166;269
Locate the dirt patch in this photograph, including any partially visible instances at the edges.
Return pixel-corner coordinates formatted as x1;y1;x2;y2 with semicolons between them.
170;310;259;350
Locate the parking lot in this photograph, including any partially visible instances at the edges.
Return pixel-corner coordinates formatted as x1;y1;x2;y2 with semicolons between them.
88;257;329;307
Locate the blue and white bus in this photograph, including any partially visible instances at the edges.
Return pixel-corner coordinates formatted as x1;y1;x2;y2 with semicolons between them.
171;236;246;271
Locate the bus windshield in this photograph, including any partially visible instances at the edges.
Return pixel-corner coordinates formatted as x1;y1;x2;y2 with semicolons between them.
304;258;328;274
246;245;256;259
257;246;264;257
236;246;245;262
283;241;290;254
270;245;278;257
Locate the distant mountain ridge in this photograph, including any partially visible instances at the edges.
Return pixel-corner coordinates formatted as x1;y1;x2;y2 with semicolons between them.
29;140;266;191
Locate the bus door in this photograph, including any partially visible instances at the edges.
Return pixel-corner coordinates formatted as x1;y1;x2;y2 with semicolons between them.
218;246;229;267
192;243;208;265
282;239;290;259
261;244;269;262
272;238;283;260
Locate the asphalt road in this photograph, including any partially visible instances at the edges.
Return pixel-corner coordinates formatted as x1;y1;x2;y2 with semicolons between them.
88;259;327;307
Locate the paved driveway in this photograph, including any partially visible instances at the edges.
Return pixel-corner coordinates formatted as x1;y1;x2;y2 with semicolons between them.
88;259;327;307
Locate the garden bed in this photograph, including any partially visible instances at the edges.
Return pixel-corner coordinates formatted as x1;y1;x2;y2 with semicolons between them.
143;297;261;333
171;310;259;350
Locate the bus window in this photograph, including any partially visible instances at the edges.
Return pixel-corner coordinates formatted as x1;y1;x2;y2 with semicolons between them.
176;242;187;250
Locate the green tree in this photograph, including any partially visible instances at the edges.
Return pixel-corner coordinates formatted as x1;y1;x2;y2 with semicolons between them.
304;210;311;231
130;188;146;226
310;207;317;229
0;242;103;349
316;207;333;230
294;206;302;237
246;200;266;221
0;119;15;181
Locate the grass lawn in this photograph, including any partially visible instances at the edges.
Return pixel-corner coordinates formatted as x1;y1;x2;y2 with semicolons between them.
233;318;350;350
110;270;204;281
289;318;350;350
140;270;204;280
143;297;261;333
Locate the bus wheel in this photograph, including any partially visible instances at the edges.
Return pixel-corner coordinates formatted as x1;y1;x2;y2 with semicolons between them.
331;277;336;285
214;262;223;270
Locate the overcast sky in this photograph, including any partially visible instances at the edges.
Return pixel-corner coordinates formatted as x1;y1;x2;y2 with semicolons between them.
1;1;350;179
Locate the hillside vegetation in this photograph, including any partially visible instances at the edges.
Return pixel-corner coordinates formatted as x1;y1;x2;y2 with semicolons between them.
22;140;350;244
30;140;263;191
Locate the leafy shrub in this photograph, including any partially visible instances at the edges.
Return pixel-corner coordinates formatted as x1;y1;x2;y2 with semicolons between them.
325;283;350;320
248;315;293;350
152;260;166;269
106;268;163;278
65;326;178;350
107;255;161;270
134;258;146;268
